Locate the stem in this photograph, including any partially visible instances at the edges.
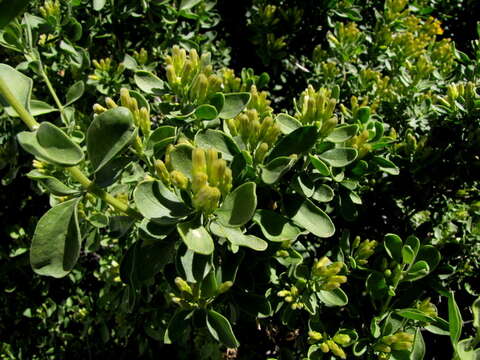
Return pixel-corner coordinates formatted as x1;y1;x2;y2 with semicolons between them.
0;76;141;219
40;65;64;114
66;167;142;219
0;76;39;130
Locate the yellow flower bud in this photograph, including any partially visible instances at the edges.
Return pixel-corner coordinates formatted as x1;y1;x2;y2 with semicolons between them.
217;281;233;294
308;331;323;342
155;160;170;184
192;148;207;175
319;342;330;353
170;170;189;190
174;277;193;295
333;334;351;345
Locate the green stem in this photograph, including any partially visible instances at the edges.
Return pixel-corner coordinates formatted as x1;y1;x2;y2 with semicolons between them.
0;76;141;219
0;76;39;130
39;63;65;117
65;167;142;219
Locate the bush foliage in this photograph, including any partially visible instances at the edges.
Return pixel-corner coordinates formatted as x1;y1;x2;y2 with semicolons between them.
0;1;479;359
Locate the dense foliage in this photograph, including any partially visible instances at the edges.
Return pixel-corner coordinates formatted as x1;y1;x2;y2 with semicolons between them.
0;1;479;359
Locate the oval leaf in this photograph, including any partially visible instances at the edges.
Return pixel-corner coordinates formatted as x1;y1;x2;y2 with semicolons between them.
87;107;136;172
30;198;81;278
17;122;84;166
134;70;164;94
133;180;191;224
177;219;214;255
267;126;318;160
261;156;296;184
252;209;302;242
210;221;267;251
325;124;359;142
206;310;240;348
318;147;358;167
215;182;257;227
218;92;251;119
285;196;335;238
195;129;240;161
276;113;302;134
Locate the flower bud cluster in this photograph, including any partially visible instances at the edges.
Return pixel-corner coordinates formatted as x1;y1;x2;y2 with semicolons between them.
327;22;362;51
88;58;125;92
133;48;149;66
295;85;338;136
165;46;222;104
309;331;350;359
92;88;151;138
155;147;233;215
352;236;377;265
277;285;304;310
312;257;347;291
39;0;61;19
416;298;438;318
436;82;478;112
247;85;273;116
227;109;280;163
374;332;414;355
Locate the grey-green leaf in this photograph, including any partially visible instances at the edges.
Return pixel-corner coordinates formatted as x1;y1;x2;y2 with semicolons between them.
133;180;191;224
17;122;84;166
325;124;359;142
318;147;358;167
134;71;164;94
261;156;296;184
252;209;302;242
177;219;214;255
276;113;302;134
210;221;267;251
30;198;81;278
318;288;348;307
195;129;240;161
65;81;85;106
267;126;318;160
215;182;257;227
0;64;32;113
286;196;335;238
206;310;240;348
87;107;136;172
218;92;251;119
0;0;29;29
384;233;403;263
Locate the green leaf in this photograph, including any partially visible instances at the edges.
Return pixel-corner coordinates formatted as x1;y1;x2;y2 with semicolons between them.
261;156;296;184
195;104;218;120
312;184;334;203
133;180;191;224
17;122;84;166
276;113;302;134
384;233;403;263
93;0;107;11
30;198;81;278
318;147;358;167
357;106;370;123
195;129;240;161
309;154;330;176
206;310;240;348
27;170;79;196
169;144;194;179
411;329;426;360
318;288;348;307
210;221;267;251
177;219;214;255
218;92;251;119
285;196;335;238
176;246;212;283
373;156;399;175
404;261;430;281
164;309;193;344
209;93;224;112
215;182;257;227
402;245;415;264
86;107;136;172
473;297;480;329
146;126;176;156
0;64;32;113
65;81;85;106
415;245;440;272
448;291;463;346
325;124;359;142
252;209;302;242
134;70;164;94
28;100;57;116
0;0;29;28
268;126;318;160
179;0;202;11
